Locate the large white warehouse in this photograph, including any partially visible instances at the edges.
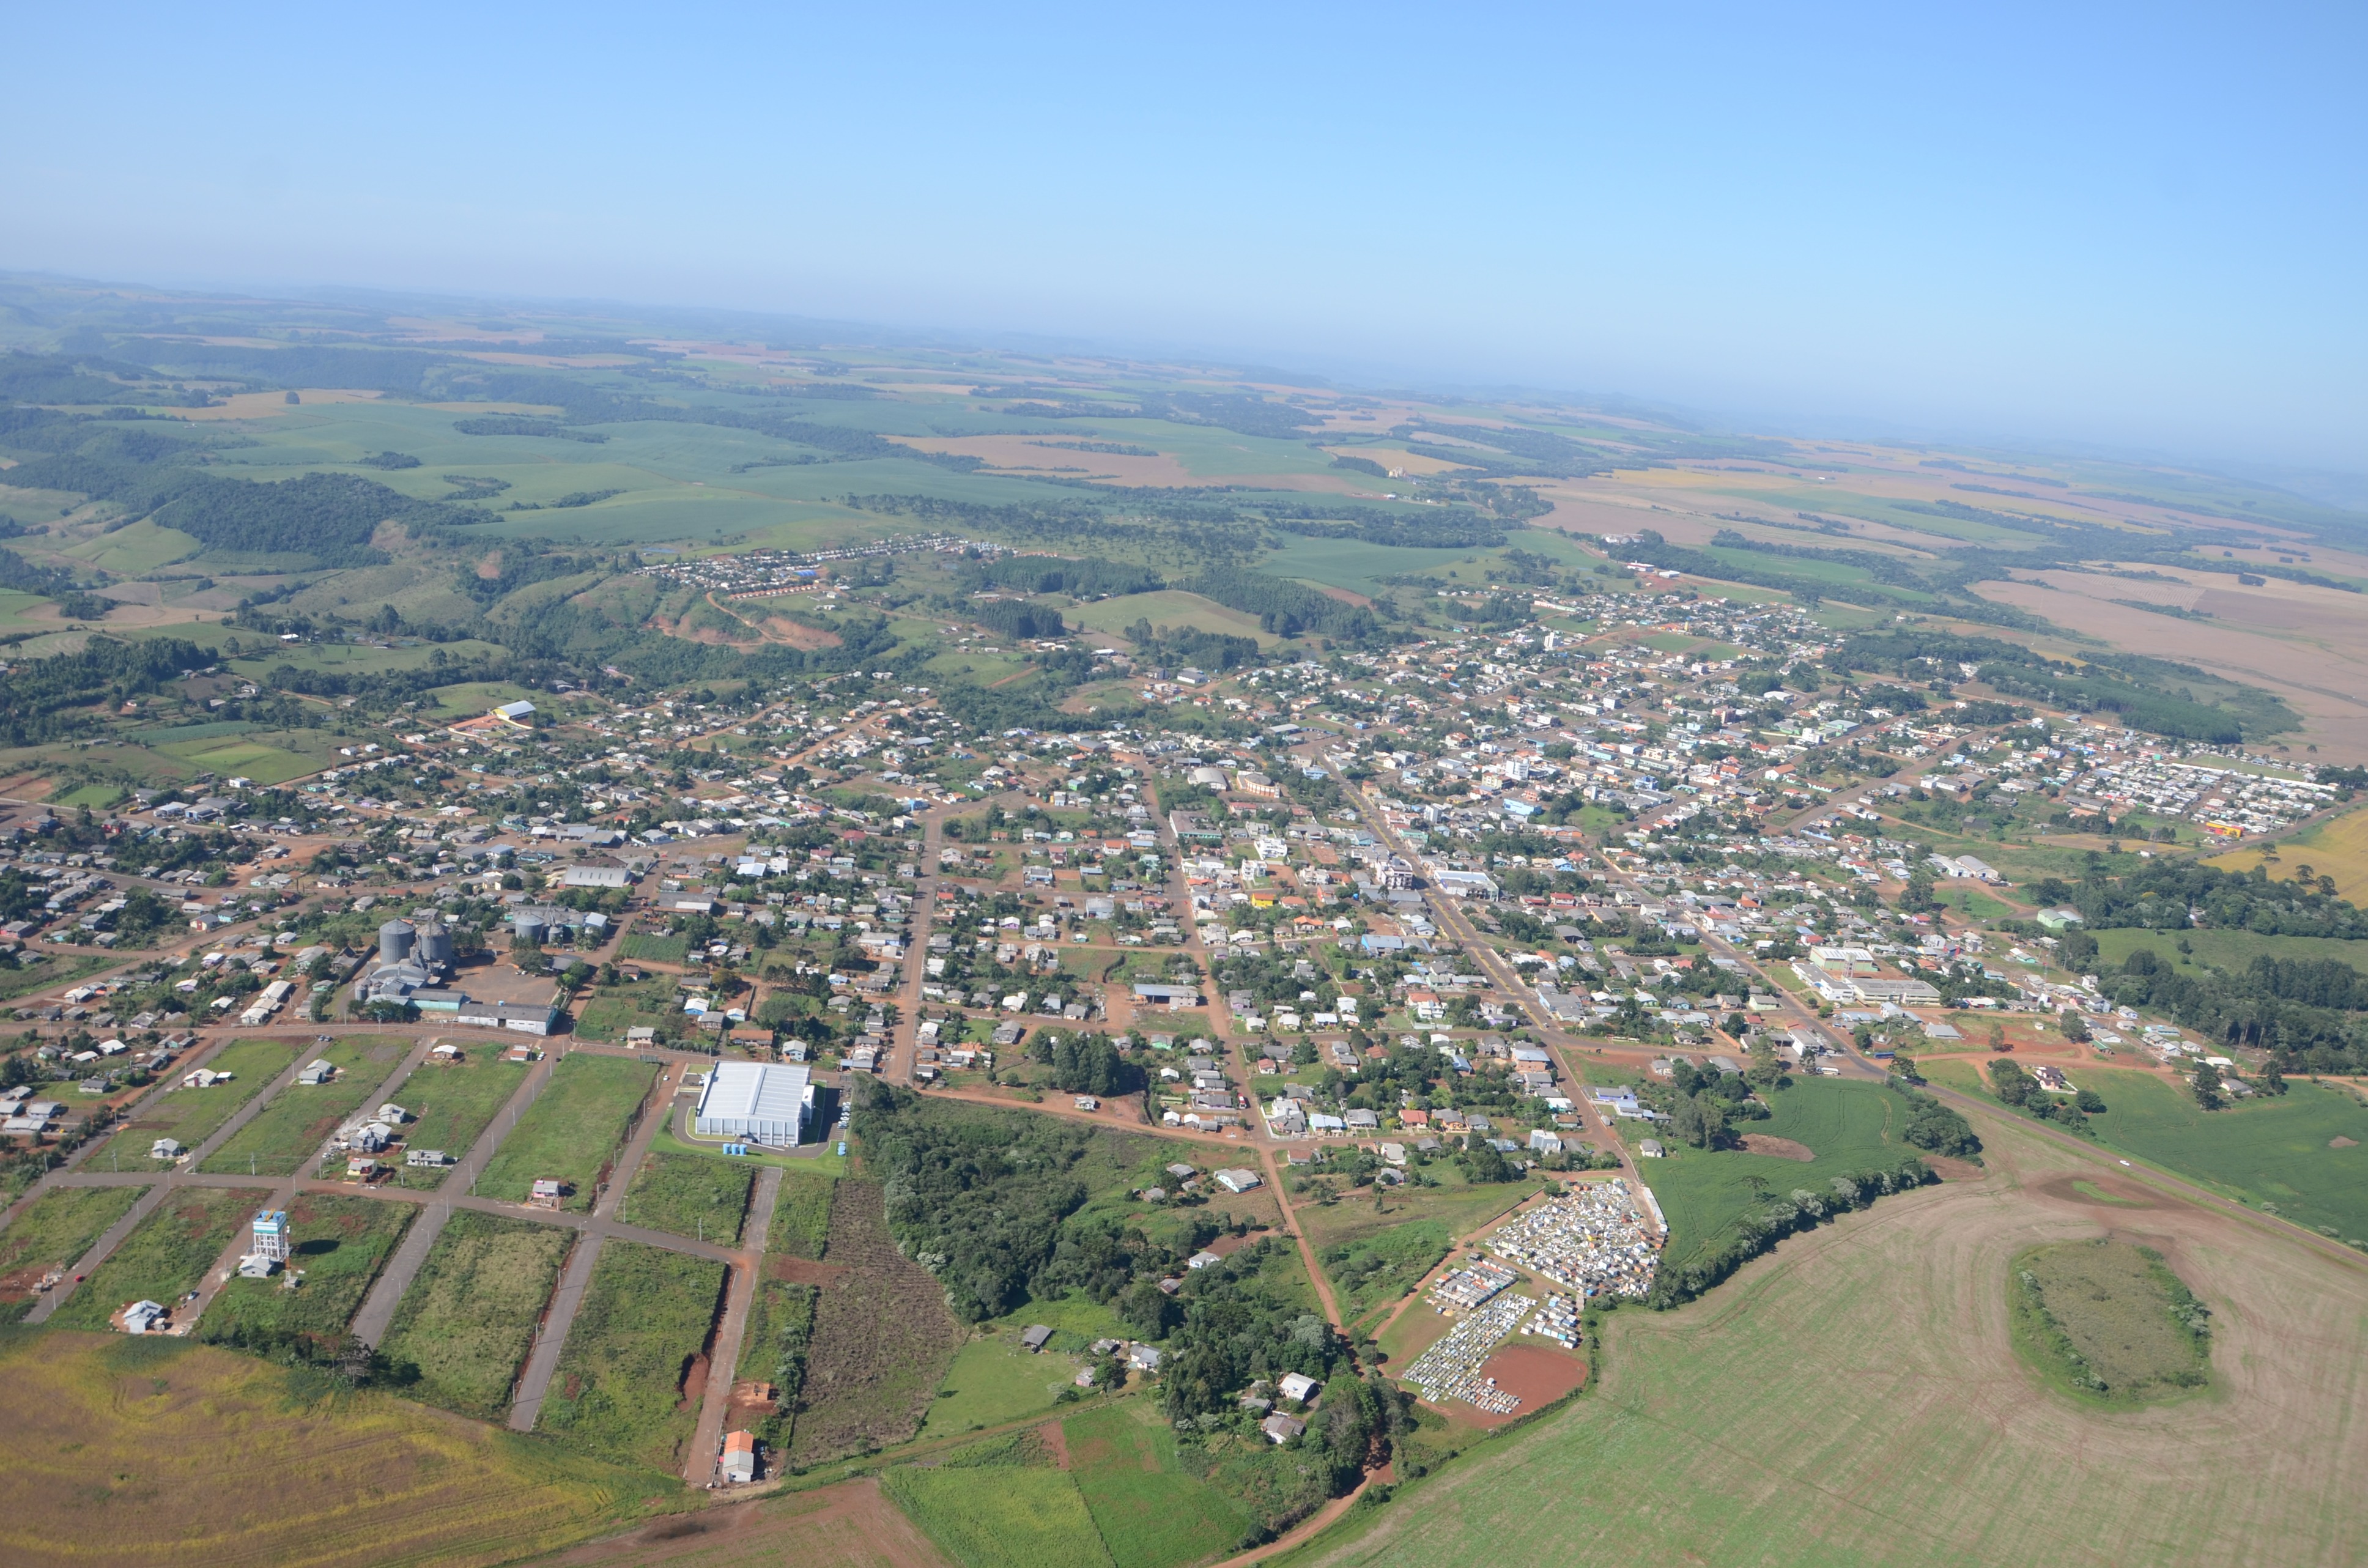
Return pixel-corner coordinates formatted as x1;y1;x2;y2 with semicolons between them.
694;1062;813;1145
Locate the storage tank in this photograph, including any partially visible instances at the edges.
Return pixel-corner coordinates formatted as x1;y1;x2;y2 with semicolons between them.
415;919;455;969
511;912;547;947
378;919;415;966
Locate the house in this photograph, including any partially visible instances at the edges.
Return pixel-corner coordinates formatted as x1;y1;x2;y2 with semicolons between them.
530;1178;566;1209
1528;1130;1563;1155
406;1147;453;1168
1073;1095;1099;1111
1260;1413;1306;1444
295;1059;336;1085
1278;1372;1319;1403
722;1430;758;1485
1213;1167;1262;1193
429;1042;463;1062
120;1300;168;1334
1187;1250;1223;1270
149;1138;184;1161
1128;1344;1163;1372
1019;1324;1054;1352
1639;1139;1665;1158
352;1122;393;1153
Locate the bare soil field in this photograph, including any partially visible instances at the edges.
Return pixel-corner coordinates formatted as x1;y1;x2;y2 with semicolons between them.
1458;1345;1586;1427
786;1180;964;1466
541;1478;952;1568
1737;1134;1815;1161
1292;1110;2368;1568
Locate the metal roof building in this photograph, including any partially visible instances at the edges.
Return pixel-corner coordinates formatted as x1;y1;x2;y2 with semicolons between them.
694;1061;813;1146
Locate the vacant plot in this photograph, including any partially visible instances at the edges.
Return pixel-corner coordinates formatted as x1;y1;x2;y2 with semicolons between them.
0;1331;659;1568
538;1240;727;1473
153;731;331;786
1064;1400;1257;1568
380;1051;530;1186
621;1150;753;1246
535;1475;952;1568
769;1169;836;1257
2090;922;2368;977
199;1192;414;1350
81;1037;300;1166
920;1334;1082;1437
620;931;693;966
1637;1079;1918;1274
2012;1238;2211;1405
884;1462;1114;1568
199;1035;409;1177
2209;803;2368;903
789;1180;964;1466
1303;1182;1534;1331
51;1185;272;1330
1290;1115;2368;1568
1931;1063;2368;1244
476;1052;658;1210
0;1184;146;1309
378;1210;577;1421
1067;591;1275;646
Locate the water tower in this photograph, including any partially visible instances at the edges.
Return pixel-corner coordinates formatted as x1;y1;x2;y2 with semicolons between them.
251;1208;290;1264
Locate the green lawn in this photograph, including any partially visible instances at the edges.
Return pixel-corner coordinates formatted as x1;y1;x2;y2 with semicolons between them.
920;1333;1084;1437
617;1149;752;1245
0;1185;147;1312
884;1460;1115;1568
81;1038;302;1167
1931;1062;2368;1244
199;1035;410;1177
377;1052;529;1187
51;1185;272;1329
1634;1079;1922;1274
1066;1400;1259;1568
536;1240;726;1472
473;1052;657;1210
377;1210;576;1421
618;933;690;966
198;1193;414;1347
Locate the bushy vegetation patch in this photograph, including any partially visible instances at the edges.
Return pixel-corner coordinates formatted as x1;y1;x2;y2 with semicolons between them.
536;1240;725;1472
2010;1239;2210;1403
377;1211;574;1420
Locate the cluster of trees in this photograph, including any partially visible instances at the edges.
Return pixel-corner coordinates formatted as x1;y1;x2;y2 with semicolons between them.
0;635;213;748
1026;1030;1142;1096
1183;566;1377;642
1892;1081;1983;1158
969;599;1066;640
965;556;1162;599
2098;946;2365;1062
2040;862;2368;942
1986;1060;2106;1132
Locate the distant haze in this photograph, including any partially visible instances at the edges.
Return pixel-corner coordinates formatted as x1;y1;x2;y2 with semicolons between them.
4;3;2361;473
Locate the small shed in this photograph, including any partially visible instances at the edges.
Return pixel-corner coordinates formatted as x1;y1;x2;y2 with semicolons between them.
1639;1139;1666;1158
1260;1413;1306;1444
722;1430;757;1484
149;1138;184;1161
1019;1324;1054;1353
530;1179;566;1209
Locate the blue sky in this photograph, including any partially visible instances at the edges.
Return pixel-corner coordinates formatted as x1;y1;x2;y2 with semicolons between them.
5;2;2361;470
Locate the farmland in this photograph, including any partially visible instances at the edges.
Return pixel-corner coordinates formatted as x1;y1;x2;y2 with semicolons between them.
1066;591;1275;645
0;1184;146;1311
378;1050;530;1186
1929;1063;2368;1244
620;932;693;965
620;1150;753;1245
884;1449;1114;1568
1064;1400;1258;1568
1287;1117;2368;1568
80;1037;300;1166
1634;1079;1922;1274
198;1192;414;1349
788;1179;964;1466
536;1240;727;1473
0;1331;659;1568
49;1185;272;1330
2208;802;2368;903
198;1034;410;1177
475;1051;659;1210
377;1210;577;1421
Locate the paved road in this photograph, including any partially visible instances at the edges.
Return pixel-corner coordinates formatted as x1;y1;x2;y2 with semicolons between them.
684;1165;780;1487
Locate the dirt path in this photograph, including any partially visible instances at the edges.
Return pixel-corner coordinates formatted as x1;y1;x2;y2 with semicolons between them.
508;1229;604;1433
1259;1143;1344;1328
684;1164;781;1487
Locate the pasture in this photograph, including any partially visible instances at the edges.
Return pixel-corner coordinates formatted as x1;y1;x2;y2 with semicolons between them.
49;1185;272;1330
1252;535;1482;599
2089;923;2368;977
2208;803;2368;905
474;1052;658;1210
536;1240;727;1473
918;1333;1082;1436
0;1332;659;1568
2010;1238;2211;1405
377;1210;577;1421
883;1461;1114;1568
199;1034;410;1177
1064;1399;1258;1568
1286;1117;2368;1568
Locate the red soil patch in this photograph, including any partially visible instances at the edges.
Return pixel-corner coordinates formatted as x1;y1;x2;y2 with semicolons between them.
2332;1136;2359;1149
768;1255;851;1285
1739;1134;1815;1162
544;1476;952;1568
676;1350;709;1412
1311;584;1374;608
1461;1344;1586;1426
760;613;842;651
1037;1418;1071;1470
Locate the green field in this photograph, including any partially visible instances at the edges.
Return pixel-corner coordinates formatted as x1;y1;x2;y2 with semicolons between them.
2089;924;2368;975
2010;1238;2211;1405
378;1052;529;1185
536;1240;726;1471
1931;1063;2368;1243
0;1184;147;1307
377;1210;577;1420
1632;1079;1921;1274
618;1150;752;1245
199;1035;410;1177
1064;1400;1258;1568
226;636;509;682
618;933;691;965
150;727;338;784
51;1185;273;1329
920;1333;1084;1436
473;1052;658;1210
80;1038;302;1167
1253;535;1489;599
59;519;202;574
198;1193;414;1347
767;1169;835;1257
1067;591;1276;645
52;782;125;809
884;1459;1115;1568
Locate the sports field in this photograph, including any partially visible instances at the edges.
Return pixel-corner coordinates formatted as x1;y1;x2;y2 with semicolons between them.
1286;1114;2368;1568
0;1332;658;1567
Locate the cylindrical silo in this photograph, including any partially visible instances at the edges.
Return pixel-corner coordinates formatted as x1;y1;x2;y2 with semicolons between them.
512;912;547;947
416;919;455;968
379;919;416;965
